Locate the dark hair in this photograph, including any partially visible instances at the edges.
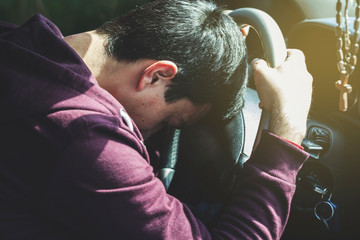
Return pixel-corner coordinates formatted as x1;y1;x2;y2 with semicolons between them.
96;0;248;120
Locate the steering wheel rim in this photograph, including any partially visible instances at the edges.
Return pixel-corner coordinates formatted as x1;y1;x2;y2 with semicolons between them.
229;8;287;69
229;8;287;152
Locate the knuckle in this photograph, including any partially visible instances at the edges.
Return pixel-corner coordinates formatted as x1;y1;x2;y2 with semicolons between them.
252;69;264;80
289;48;306;61
306;72;313;83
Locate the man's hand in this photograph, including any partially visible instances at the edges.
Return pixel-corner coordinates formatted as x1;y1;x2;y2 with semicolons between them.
252;49;313;145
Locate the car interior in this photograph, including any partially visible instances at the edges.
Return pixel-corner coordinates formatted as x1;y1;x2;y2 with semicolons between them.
2;0;359;239
225;1;360;239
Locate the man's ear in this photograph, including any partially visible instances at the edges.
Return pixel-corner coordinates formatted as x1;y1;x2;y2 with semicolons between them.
137;60;178;91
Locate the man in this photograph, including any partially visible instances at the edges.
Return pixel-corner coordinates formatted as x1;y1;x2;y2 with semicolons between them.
0;0;312;239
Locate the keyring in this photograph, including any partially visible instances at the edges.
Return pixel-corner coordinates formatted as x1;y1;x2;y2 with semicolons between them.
314;200;335;221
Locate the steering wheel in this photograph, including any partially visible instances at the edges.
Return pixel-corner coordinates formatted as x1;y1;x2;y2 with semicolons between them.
158;8;287;218
230;8;287;150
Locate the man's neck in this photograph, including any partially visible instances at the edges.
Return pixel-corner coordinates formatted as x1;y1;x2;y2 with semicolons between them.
63;31;133;95
63;31;109;79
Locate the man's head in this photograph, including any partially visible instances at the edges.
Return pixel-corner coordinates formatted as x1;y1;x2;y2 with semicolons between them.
96;0;248;115
94;0;248;138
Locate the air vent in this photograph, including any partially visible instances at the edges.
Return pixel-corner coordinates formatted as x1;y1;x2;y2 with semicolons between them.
308;126;331;152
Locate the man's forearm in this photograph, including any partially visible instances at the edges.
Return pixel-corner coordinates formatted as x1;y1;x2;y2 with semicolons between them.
210;131;309;239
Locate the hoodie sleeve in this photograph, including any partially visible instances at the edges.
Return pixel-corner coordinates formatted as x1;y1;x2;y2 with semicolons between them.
45;123;308;240
210;130;309;239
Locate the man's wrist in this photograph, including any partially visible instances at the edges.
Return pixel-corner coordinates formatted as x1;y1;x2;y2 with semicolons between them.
249;130;310;183
268;104;307;145
269;122;306;145
278;136;304;150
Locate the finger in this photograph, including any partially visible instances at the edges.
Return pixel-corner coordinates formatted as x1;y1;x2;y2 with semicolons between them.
275;49;307;73
251;58;268;70
240;25;250;37
285;49;306;64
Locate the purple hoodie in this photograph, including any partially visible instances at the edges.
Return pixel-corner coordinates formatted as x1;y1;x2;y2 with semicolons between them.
0;14;309;239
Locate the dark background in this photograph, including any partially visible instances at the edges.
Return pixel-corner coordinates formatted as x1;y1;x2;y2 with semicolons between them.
0;0;149;35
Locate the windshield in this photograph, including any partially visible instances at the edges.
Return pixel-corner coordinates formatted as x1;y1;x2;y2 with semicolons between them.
293;0;357;18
